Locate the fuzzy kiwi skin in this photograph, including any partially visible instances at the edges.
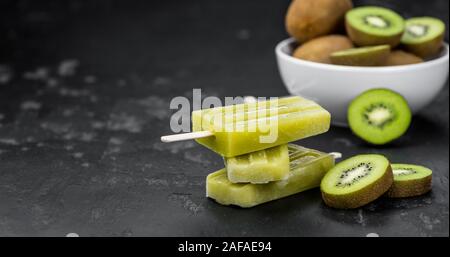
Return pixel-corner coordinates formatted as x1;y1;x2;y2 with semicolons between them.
346;23;403;48
286;0;353;44
386;175;432;198
383;50;423;66
293;35;354;64
403;34;444;59
321;164;393;209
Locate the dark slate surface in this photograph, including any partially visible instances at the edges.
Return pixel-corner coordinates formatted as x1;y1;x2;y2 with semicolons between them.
0;0;448;237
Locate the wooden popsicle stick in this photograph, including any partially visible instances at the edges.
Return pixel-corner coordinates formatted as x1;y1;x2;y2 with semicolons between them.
160;131;214;143
329;152;342;159
161;96;258;143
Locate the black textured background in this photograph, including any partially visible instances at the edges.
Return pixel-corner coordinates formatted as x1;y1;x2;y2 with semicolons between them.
0;0;448;236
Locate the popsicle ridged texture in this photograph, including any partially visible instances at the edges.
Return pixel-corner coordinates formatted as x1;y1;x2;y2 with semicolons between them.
207;145;335;208
192;96;331;157
225;144;290;184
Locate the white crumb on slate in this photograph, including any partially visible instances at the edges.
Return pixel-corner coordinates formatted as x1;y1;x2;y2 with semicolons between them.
137;95;169;120
184;151;211;165
153;140;196;154
168;194;204;215
153;76;171;86
46;78;59;88
23;67;49;80
108;137;123;145
236;29;251;40
91;121;106;129
21;100;42;111
59;87;90;97
0;138;19;145
84;75;97;83
0;65;13;84
72;152;84;158
40;122;71;134
107;113;145;133
58;59;79;77
64;145;74;151
333;137;354;147
62;108;75;117
144;178;169;187
419;213;441;230
79;132;96;142
356;209;366;226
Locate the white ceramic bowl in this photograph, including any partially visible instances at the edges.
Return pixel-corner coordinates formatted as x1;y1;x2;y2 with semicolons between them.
275;38;449;126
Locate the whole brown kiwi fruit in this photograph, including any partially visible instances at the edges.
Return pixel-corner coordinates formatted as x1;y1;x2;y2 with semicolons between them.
383;50;423;66
293;35;354;64
286;0;353;44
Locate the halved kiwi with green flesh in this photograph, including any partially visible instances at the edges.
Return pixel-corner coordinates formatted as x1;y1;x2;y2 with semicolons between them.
386;164;432;198
383;50;423;66
346;6;405;47
321;154;393;209
293;35;354;64
401;17;446;59
348;89;412;145
330;45;390;66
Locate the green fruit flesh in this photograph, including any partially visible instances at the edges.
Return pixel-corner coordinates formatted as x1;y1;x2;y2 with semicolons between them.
330;45;390;66
346;6;405;37
387;164;432;198
348;89;412;145
392;164;432;181
322;155;388;195
402;17;445;44
332;45;388;56
321;154;393;209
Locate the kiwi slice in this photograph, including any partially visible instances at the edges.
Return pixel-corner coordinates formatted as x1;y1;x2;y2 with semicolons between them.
330;45;391;66
286;0;353;44
383;50;423;66
348;89;411;145
401;17;446;59
293;35;354;64
386;164;432;198
346;6;405;47
321;154;393;209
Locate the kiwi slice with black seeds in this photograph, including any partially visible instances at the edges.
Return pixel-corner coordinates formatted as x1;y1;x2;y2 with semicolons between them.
330;45;390;66
321;154;393;209
383;50;423;66
346;6;405;47
386;164;432;198
401;17;446;59
348;89;412;145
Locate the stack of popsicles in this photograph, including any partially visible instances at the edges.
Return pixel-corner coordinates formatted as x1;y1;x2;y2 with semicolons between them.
162;96;337;208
